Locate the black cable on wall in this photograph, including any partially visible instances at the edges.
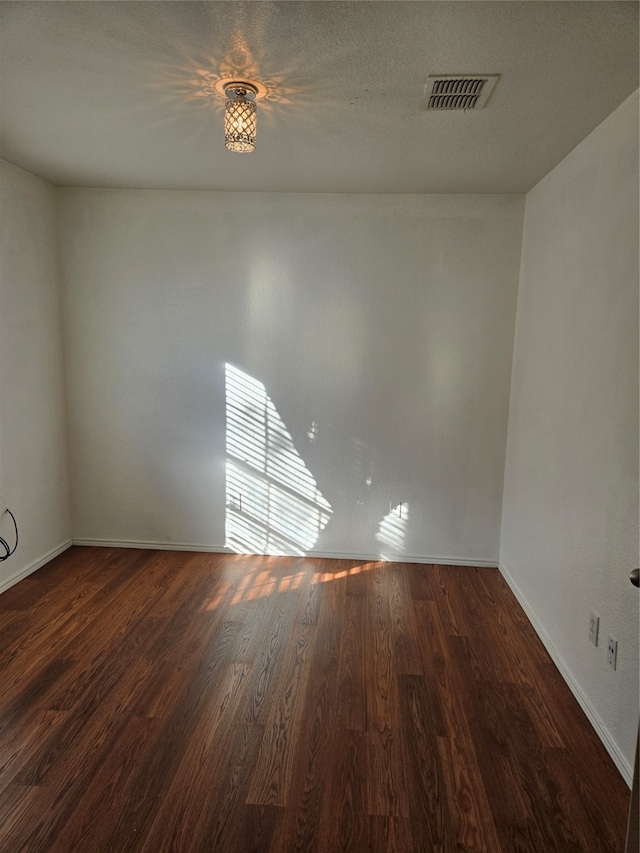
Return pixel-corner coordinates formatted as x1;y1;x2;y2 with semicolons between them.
0;508;18;561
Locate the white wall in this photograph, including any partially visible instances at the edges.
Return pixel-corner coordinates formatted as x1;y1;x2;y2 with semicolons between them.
59;191;523;564
500;92;639;780
0;161;72;591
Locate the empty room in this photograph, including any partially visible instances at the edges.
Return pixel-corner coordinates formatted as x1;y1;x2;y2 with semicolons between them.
0;2;638;851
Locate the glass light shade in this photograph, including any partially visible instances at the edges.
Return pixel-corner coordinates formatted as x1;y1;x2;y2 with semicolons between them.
224;95;257;153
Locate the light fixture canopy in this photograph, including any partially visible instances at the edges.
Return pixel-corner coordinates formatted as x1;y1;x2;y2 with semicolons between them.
224;82;258;153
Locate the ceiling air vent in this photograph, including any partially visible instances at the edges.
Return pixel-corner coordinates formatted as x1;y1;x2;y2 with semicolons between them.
420;75;499;111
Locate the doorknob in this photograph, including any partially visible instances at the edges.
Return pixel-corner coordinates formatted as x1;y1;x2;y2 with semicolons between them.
631;569;640;588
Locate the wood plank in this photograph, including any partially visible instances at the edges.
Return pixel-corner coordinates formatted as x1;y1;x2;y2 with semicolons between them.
398;673;454;850
246;622;316;805
311;572;345;674
387;564;423;676
367;816;413;853
267;663;335;851
46;715;163;853
407;561;435;601
429;564;473;637
139;663;254;853
437;735;504;852
317;728;368;852
335;593;367;731
189;721;265;853
412;599;469;740
242;594;298;725
0;709;70;790
366;721;409;818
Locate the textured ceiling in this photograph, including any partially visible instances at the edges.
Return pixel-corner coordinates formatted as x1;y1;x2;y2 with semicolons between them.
0;1;638;193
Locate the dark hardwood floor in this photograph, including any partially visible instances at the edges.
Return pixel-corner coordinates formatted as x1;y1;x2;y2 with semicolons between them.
0;547;630;852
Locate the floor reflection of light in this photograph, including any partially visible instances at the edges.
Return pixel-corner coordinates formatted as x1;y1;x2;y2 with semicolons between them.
206;558;378;609
313;562;373;583
376;503;409;560
225;364;332;556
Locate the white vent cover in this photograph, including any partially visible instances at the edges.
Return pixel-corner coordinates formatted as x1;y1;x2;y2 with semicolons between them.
421;75;499;111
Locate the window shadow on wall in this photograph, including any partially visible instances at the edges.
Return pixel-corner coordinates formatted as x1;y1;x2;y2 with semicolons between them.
225;364;333;555
376;502;409;561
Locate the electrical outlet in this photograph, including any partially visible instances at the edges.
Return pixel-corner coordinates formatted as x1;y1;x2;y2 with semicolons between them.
588;611;599;646
607;636;618;670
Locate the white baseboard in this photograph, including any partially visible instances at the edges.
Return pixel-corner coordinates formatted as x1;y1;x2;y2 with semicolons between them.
72;538;498;568
0;539;73;595
306;549;498;567
72;538;233;553
498;560;633;787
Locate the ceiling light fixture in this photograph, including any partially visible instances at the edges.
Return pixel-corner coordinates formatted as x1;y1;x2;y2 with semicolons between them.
224;82;258;153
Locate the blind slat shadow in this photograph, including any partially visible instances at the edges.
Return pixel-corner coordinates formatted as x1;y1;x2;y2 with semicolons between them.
225;364;333;556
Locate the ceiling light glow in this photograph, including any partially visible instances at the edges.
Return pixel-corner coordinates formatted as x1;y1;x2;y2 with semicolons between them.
224;82;258;153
